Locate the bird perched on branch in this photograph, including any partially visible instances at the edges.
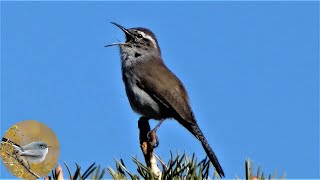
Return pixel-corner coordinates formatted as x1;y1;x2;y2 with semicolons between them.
106;22;225;178
2;137;49;169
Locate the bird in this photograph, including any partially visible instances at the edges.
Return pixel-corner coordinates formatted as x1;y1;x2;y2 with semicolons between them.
2;138;49;169
106;22;225;178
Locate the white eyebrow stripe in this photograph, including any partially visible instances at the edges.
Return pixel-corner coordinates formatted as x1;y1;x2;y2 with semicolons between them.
140;31;157;48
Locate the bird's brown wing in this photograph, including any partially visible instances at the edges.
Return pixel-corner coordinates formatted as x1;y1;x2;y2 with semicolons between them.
134;59;196;125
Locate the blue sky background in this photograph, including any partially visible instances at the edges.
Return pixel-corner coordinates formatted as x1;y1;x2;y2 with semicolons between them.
1;1;319;179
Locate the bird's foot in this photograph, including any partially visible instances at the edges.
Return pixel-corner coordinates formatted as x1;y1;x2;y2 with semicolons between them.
147;130;159;148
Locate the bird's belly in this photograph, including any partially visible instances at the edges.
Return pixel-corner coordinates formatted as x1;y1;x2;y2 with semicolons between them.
125;80;162;119
25;155;45;163
21;153;44;164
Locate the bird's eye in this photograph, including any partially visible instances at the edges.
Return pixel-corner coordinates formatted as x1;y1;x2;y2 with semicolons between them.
137;34;143;38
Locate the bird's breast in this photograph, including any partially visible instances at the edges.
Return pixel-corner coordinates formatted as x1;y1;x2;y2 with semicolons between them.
122;70;163;119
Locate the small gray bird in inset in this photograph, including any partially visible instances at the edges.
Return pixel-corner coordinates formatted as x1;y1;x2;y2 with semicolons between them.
2;138;49;169
106;22;225;178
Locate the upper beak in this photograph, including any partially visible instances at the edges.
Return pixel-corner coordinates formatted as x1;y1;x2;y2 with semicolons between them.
105;22;133;47
110;22;132;38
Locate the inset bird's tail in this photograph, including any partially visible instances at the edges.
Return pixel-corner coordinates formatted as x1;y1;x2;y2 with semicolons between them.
179;121;225;178
2;137;21;148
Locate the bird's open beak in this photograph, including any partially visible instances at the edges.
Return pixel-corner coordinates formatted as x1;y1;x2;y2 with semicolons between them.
105;22;133;47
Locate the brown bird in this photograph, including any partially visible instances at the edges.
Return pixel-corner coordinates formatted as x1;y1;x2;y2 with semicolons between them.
106;22;225;178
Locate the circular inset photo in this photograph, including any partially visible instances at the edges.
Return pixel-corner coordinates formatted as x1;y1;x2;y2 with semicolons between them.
0;120;60;179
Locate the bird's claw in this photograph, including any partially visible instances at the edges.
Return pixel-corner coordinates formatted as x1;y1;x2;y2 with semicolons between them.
147;130;159;148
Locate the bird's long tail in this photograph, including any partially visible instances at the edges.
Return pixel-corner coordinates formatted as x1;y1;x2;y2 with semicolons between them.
179;120;225;178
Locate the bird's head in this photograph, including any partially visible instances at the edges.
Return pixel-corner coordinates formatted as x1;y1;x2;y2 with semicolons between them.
105;22;161;56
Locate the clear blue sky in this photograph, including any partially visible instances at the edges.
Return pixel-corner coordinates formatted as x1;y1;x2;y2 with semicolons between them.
1;1;319;179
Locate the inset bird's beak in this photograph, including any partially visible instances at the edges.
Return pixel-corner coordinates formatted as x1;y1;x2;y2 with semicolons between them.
105;22;133;47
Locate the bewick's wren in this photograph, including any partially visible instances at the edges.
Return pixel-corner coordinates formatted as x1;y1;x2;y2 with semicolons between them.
106;22;225;177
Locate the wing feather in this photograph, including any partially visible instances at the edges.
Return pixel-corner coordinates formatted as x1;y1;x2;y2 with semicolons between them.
134;59;196;125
